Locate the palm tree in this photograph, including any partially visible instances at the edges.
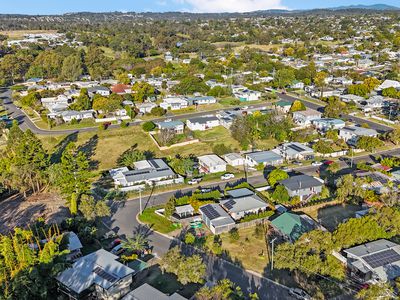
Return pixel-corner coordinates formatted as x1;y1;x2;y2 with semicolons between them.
121;233;148;254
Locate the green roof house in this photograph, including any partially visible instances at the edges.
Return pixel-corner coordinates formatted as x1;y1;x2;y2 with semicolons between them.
271;212;319;243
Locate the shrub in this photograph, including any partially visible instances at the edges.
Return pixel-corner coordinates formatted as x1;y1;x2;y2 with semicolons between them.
229;228;240;241
185;232;196;244
142;121;155;132
150;106;166;116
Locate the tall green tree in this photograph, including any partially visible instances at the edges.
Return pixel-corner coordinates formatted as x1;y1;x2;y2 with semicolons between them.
61;54;83;81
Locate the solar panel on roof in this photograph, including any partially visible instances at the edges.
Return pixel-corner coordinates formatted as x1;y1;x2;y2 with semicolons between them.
93;266;118;283
288;144;306;152
224;199;236;210
363;249;400;269
202;205;221;220
151;160;160;168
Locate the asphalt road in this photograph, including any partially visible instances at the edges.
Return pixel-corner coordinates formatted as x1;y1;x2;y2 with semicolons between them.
279;92;394;133
104;147;399;300
1;87;393;136
106;192;295;300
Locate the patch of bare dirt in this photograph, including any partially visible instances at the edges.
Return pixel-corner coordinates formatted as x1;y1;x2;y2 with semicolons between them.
0;193;70;234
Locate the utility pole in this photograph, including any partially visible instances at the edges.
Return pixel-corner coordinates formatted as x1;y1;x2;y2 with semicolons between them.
270;237;277;271
139;188;143;215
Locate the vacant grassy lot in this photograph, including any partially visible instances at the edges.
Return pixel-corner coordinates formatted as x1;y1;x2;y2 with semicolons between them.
138;206;179;234
209;226;269;273
296;202;362;231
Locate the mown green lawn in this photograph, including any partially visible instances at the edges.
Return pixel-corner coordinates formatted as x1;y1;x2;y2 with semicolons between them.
138;206;179;234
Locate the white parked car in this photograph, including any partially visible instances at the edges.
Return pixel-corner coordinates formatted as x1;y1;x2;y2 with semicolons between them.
220;173;235;180
188;178;202;185
311;161;323;166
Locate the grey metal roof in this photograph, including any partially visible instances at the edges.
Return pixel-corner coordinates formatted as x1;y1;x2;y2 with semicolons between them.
340;126;378;136
156;120;184;129
122;283;187;300
175;204;194;214
226;188;254;198
56;249;135;294
187;115;219;124
280;175;324;191
199;203;235;228
122;159;175;184
246;151;283;164
344;239;399;258
220;194;268;214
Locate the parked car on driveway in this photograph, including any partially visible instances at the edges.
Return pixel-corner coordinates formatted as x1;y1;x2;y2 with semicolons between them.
311;161;323;166
110;244;125;256
220;173;235;180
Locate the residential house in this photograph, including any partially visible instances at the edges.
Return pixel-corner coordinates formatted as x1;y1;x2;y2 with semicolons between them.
340;94;365;103
56;249;135;300
88;86;111;97
376;79;400;91
59;110;95;122
223;153;245;167
65;232;83;262
292;108;322;126
291;80;305;89
160;96;188;111
245;151;284;167
362;96;387;112
111;84;131;95
312;118;346;131
343;239;400;283
271;212;320;243
333;77;353;86
199;203;235;234
186;96;217;106
135;103;157;114
122;283;187;300
220;188;269;220
41;95;71;109
234;89;262;101
339;126;379;146
109;159;183;191
273;142;314;161
198;154;227;174
174;204;195;219
279;174;324;201
186;115;220;131
155;120;185;134
274;100;292;113
216;110;239;129
231;85;247;93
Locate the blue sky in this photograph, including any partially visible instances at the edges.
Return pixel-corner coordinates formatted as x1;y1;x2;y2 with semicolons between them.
1;0;399;14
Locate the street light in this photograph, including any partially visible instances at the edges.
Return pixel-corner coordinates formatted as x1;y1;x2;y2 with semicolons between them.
270;237;277;271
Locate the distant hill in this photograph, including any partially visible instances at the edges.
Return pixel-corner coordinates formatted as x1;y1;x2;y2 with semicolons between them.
328;4;399;11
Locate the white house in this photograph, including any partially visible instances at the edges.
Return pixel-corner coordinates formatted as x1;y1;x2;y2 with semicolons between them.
245;151;284;167
376;79;400;91
88;86;111;97
291;81;305;89
60;110;95;122
273;142;315;161
198;154;227;174
160;96;188;111
109;159;183;191
136;103;157;114
186;96;217;106
223;153;245;167
186;116;220;131
339;126;379;146
312;118;346;131
56;249;135;300
292;108;322;126
41;95;71;109
234;89;261;101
